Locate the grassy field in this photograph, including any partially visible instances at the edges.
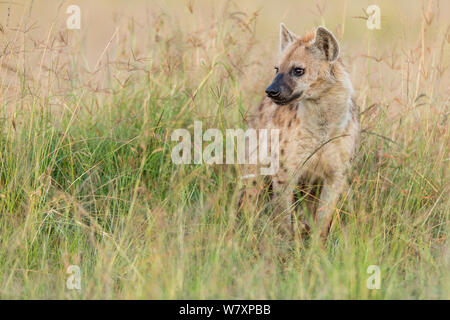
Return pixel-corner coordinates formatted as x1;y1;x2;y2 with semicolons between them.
0;0;448;299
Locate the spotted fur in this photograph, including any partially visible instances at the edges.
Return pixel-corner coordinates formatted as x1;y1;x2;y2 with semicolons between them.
240;25;360;239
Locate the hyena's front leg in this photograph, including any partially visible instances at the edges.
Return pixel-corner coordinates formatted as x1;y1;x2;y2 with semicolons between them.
238;164;264;212
271;171;296;236
316;172;346;239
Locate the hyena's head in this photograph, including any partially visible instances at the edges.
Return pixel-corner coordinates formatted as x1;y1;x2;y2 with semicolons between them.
265;24;341;105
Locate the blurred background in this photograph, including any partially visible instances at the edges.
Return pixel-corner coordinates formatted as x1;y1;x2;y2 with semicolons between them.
1;0;448;116
1;0;447;62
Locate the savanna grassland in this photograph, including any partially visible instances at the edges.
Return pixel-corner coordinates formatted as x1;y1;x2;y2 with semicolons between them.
0;0;448;299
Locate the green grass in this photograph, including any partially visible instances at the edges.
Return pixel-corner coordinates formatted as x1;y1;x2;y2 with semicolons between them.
0;1;448;299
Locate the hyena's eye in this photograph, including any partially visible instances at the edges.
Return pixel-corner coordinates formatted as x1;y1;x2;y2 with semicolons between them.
274;66;279;73
293;67;305;77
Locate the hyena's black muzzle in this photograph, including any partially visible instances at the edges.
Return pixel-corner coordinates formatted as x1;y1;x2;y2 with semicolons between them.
265;73;297;105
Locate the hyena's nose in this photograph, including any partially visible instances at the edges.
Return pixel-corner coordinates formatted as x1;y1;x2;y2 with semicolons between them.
265;86;280;98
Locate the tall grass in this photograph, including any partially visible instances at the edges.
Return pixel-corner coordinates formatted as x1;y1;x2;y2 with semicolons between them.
0;0;448;299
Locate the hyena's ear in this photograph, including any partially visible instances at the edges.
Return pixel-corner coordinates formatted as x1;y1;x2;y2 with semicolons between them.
312;26;340;62
280;23;296;52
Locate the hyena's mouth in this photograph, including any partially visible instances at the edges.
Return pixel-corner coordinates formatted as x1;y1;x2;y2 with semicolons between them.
270;91;303;106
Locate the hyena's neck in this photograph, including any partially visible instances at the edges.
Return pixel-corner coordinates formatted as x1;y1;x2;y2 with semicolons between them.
298;76;353;136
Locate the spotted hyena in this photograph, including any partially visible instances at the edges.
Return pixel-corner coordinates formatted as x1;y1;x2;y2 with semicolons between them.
240;24;360;240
